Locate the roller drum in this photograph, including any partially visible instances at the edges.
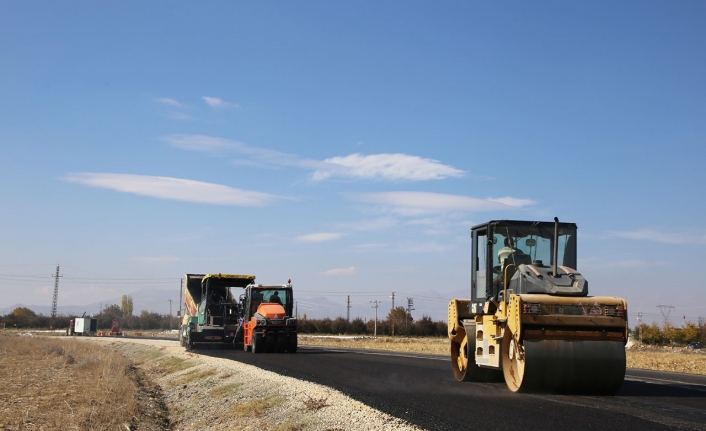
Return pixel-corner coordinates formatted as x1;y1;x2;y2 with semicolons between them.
504;336;626;394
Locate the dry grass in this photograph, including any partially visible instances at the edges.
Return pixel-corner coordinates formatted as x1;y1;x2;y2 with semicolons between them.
209;382;244;399
299;336;448;355
300;336;706;375
174;368;218;385
301;396;329;412
627;345;706;375
224;395;284;419
0;334;142;430
153;356;194;375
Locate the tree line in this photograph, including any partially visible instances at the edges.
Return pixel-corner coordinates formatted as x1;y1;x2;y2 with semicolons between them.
297;307;448;336
632;320;706;345
5;300;704;344
1;301;179;331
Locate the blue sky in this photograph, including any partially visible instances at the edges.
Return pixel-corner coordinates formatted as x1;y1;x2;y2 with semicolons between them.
1;2;705;324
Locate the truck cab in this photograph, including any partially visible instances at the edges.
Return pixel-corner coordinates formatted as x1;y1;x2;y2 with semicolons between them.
241;281;297;353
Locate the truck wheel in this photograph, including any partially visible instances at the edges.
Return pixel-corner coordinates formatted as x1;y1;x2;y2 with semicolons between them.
276;332;287;353
287;332;297;353
253;333;264;353
265;333;276;353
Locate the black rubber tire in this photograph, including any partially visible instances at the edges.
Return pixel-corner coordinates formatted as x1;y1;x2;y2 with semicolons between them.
265;333;276;353
253;333;264;353
287;332;297;353
276;332;287;353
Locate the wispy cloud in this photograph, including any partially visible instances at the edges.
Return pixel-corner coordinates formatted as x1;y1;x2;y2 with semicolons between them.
350;191;535;215
62;173;281;206
163;134;463;182
296;233;343;242
324;266;356;276
156;97;182;107
353;243;387;249
339;217;398;231
202;96;238;109
609;229;706;245
164;134;242;152
397;242;450;253
313;153;464;181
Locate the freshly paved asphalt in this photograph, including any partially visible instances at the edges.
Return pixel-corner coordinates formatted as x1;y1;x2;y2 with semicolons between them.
189;343;706;431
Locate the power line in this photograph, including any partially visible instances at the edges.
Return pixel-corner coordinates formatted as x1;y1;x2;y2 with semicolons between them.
656;305;675;326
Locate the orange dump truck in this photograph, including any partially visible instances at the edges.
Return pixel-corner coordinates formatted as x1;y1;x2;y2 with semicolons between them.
241;281;297;353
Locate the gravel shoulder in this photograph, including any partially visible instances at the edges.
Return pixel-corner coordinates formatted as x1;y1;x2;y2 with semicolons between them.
85;337;422;431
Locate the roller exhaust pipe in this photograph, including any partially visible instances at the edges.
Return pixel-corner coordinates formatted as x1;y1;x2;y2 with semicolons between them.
553;217;559;277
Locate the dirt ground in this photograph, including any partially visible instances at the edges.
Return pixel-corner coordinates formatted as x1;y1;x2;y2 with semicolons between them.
0;333;168;431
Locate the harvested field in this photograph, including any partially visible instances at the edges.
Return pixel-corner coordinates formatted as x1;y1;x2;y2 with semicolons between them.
299;335;448;355
299;335;706;375
0;333;168;430
626;345;706;375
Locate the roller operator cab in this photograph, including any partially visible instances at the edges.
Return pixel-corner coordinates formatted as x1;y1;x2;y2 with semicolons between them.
448;218;628;393
241;281;297;353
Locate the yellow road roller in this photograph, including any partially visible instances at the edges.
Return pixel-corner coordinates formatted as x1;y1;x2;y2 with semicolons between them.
448;218;628;393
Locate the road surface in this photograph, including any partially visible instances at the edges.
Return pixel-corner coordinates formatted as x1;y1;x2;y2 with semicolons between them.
193;343;706;431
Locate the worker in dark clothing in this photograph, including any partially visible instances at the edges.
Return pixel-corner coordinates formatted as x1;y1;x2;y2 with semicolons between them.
270;291;283;305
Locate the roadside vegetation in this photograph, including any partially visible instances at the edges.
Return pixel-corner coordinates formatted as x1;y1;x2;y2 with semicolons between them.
1;303;179;331
0;333;168;430
298;308;447;336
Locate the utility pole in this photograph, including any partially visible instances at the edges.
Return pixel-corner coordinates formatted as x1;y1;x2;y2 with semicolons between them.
168;299;173;330
370;300;379;338
295;301;298;320
50;264;63;323
406;297;414;337
390;292;395;336
637;309;643;343
347;295;351;322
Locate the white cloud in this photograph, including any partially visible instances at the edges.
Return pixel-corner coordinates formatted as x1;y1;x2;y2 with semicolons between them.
350;191;535;214
324;266;356;276
202;96;237;108
313;153;464;181
352;243;387;249
163;134;242;152
156;97;182;107
487;197;536;207
62;173;281;206
164;134;463;183
609;229;706;245
296;233;343;242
